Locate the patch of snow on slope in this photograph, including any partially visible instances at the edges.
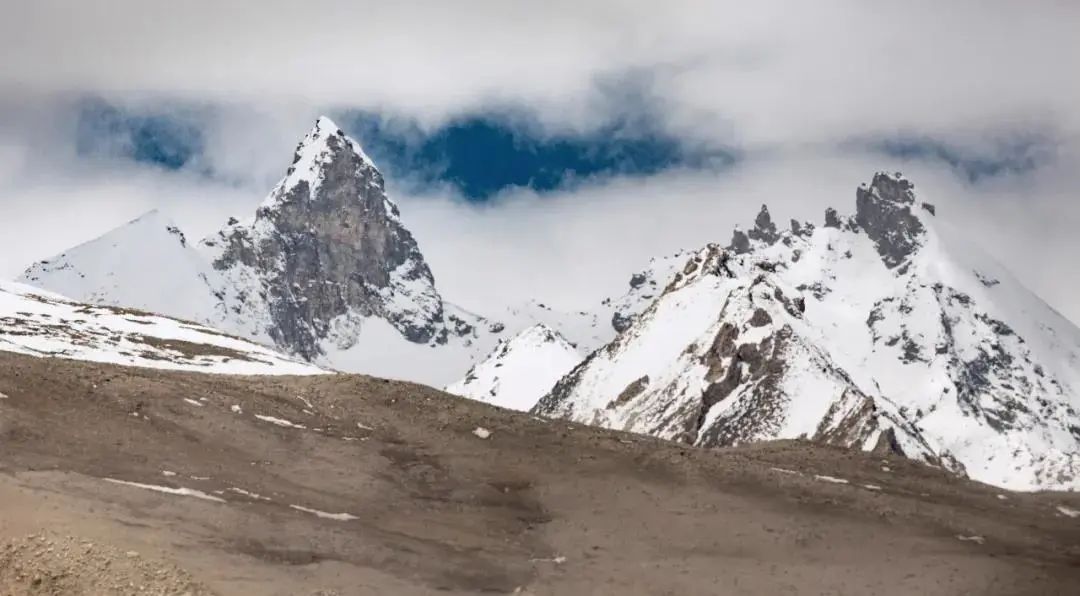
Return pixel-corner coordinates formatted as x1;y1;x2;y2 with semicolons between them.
319;314;486;385
446;324;582;411
254;414;307;429
289;504;358;521
227;487;272;501
19;211;230;328
1056;505;1080;518
104;478;226;503
0;280;325;375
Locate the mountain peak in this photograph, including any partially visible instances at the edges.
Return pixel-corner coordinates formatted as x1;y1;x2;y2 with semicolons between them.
513;323;573;348
295;116;362;161
204;115;445;359
270;116;378;208
18;208;225;325
116;208;178;229
447;323;581;411
314;115;340;131
536;171;1080;491
132;207;162;220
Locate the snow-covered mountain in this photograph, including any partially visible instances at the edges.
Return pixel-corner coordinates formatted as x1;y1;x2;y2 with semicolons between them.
535;173;1080;491
21;210;226;325
446;323;581;411
21;117;505;385
200;117;452;354
0;281;323;375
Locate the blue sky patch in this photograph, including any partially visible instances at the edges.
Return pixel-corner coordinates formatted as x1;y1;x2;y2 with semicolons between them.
72;97;730;200
72;97;1049;201
344;111;732;200
76;98;204;170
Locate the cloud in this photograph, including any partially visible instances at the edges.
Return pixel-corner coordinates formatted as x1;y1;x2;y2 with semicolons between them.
863;131;1058;183
3;1;1079;143
0;0;1078;325
400;150;1080;323
1;108;1078;324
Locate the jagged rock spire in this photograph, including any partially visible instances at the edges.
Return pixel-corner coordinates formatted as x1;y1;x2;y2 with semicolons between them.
728;226;751;254
824;207;842;229
729;171;931;267
855;172;927;269
729;205;782;254
747;205;780;245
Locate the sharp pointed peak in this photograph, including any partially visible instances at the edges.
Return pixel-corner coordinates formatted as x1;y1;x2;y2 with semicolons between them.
754;204;776;228
314;115;341;132
306;116;352;144
261;114;380;211
297;116;343;150
291;115;375;169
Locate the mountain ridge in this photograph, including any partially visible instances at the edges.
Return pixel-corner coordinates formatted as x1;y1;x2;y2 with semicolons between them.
533;172;1080;491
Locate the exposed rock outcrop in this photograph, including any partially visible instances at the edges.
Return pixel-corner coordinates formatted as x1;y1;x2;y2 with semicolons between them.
854;172;926;269
203;117;445;358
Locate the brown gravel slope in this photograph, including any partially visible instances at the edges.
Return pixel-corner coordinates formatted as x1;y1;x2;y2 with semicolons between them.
1;350;1079;595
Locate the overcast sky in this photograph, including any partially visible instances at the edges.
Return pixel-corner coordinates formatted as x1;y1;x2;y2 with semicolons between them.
1;0;1078;322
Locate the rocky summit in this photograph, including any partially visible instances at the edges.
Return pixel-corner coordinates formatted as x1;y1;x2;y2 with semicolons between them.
202;117;446;358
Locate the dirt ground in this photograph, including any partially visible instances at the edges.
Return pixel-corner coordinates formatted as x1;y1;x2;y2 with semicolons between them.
1;350;1079;595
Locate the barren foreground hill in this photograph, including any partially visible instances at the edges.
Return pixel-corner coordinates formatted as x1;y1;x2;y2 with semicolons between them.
1;351;1079;595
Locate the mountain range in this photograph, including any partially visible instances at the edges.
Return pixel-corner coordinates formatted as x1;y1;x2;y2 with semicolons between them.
15;119;1080;491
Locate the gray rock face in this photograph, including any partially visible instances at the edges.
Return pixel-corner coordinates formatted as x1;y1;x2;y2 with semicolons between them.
747;205;780;245
855;172;926;269
730;206;781;254
824;207;842;229
611;311;635;333
204;118;445;359
728;227;751;254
